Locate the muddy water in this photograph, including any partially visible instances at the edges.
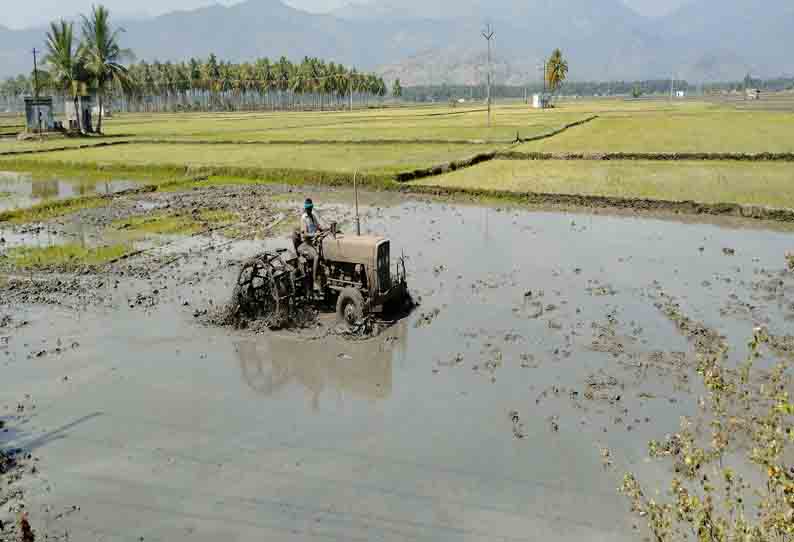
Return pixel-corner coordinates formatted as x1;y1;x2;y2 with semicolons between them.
0;171;139;212
3;199;794;541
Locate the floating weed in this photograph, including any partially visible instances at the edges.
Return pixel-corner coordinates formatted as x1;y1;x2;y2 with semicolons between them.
110;209;237;237
0;196;107;223
621;325;794;542
5;243;129;269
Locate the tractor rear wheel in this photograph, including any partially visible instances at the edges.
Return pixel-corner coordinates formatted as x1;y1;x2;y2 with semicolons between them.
336;288;365;326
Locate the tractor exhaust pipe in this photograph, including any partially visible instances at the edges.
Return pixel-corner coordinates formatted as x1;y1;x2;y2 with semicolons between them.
353;170;361;236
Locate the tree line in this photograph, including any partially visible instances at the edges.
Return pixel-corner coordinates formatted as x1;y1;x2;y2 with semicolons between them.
0;4;391;125
120;55;389;113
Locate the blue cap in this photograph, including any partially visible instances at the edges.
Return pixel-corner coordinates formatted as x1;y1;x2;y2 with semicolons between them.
304;198;313;210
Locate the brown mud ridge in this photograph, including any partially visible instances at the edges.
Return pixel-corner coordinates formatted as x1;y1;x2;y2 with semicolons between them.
404;184;794;223
0;139;130;157
0;277;111;310
394;116;600;182
0;445;30;542
498;151;794;162
767;333;794;358
655;294;728;359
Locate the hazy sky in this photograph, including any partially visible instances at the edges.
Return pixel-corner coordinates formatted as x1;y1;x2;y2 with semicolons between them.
3;0;688;29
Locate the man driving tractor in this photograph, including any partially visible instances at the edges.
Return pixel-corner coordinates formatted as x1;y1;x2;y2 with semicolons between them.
296;198;324;291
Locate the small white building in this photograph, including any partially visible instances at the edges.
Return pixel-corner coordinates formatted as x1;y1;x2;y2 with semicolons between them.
675;90;686;98
532;93;551;109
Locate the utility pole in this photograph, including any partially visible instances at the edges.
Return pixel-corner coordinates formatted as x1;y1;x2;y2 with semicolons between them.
32;48;42;137
32;48;40;99
349;74;353;112
481;23;495;127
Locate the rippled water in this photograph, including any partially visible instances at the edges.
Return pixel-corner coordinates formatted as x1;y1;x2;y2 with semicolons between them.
3;197;794;541
0;171;140;212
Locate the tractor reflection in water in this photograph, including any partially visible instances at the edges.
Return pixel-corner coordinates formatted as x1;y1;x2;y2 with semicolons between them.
235;322;407;409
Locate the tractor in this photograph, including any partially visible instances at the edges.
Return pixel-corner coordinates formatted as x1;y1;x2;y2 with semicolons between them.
232;223;409;328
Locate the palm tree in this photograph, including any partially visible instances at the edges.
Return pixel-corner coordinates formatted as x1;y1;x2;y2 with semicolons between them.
44;20;86;133
545;49;569;94
80;5;133;134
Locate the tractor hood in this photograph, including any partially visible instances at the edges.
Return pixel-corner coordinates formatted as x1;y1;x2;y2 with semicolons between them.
321;234;386;265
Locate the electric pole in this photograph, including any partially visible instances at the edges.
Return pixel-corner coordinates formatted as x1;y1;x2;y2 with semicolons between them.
481;23;494;127
32;48;40;98
349;73;353;112
33;48;42;137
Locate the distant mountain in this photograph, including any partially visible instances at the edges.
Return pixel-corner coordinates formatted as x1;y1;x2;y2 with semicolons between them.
333;0;642;23
1;0;792;84
620;0;688;18
657;0;794;78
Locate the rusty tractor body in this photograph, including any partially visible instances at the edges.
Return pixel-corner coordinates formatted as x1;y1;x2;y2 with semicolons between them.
233;227;408;327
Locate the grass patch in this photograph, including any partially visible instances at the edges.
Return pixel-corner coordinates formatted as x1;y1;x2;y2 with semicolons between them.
0;191;12;199
4;243;129;269
111;209;237;237
416;159;794;209
155;175;280;192
0;195;107;223
516;108;794;154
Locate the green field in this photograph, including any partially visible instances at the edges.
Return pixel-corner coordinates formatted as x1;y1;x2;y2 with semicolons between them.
0;105;584;151
517;103;794;154
100;106;582;142
13;141;496;176
2;100;794;215
415;159;794;209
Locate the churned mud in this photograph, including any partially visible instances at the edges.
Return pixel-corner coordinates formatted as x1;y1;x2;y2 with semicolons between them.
2;172;794;541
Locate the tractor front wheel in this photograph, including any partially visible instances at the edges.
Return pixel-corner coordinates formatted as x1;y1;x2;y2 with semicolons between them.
336;288;365;326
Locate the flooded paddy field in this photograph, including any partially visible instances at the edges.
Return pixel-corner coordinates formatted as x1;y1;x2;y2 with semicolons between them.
2;176;794;541
0;171;140;212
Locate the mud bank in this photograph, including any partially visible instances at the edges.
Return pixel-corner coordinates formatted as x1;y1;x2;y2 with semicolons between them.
394;116;600;182
403;184;794;223
0;158;394;191
499;151;794;161
0;140;131;157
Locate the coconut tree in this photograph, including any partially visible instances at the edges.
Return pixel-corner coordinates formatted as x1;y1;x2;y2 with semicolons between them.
44;19;87;133
80;5;133;133
545;49;569;94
